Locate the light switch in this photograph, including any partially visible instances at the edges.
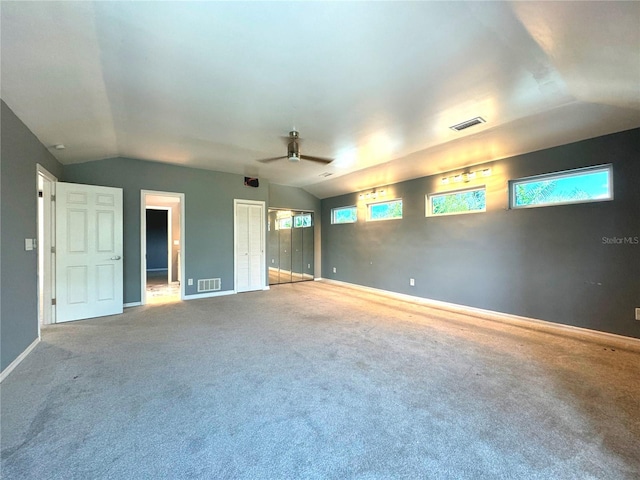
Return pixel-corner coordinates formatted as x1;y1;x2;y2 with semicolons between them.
25;238;35;251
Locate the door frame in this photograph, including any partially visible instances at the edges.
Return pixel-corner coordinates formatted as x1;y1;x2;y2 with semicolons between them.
140;190;185;305
36;164;57;331
233;199;267;293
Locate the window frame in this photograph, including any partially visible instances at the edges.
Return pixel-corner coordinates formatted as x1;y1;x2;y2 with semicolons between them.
366;198;403;222
509;164;613;210
331;205;358;224
426;186;487;217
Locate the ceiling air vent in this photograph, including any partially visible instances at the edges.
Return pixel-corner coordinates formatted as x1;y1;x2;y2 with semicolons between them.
319;172;333;177
450;117;486;132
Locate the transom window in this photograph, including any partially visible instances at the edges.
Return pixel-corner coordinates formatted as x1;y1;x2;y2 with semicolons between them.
510;164;613;209
427;187;486;216
331;206;357;224
367;199;402;221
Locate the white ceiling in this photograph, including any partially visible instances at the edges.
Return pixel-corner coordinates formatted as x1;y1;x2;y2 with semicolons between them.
2;1;639;199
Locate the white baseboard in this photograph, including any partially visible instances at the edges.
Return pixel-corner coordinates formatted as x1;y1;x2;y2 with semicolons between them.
124;302;143;308
0;337;40;383
320;279;640;351
184;290;235;300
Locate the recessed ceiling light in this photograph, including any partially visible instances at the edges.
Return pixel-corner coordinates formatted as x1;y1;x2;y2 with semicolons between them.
450;117;486;132
54;144;65;150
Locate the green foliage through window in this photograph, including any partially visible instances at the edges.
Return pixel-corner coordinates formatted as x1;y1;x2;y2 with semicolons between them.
368;200;402;221
511;165;612;208
278;217;292;229
332;206;357;224
429;188;486;216
294;214;312;228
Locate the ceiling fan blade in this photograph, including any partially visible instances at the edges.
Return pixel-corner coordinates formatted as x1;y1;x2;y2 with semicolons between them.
257;156;286;163
300;154;333;164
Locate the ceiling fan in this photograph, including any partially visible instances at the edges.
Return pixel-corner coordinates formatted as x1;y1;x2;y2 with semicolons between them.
258;131;333;164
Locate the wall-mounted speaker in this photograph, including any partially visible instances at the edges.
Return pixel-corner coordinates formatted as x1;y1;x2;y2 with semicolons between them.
244;177;259;188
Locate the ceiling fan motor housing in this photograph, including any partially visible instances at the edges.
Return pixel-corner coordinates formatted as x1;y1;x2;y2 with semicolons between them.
288;139;300;162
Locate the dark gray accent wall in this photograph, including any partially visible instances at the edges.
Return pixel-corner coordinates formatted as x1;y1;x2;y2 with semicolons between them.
1;100;63;371
322;129;640;338
269;183;322;277
64;157;268;302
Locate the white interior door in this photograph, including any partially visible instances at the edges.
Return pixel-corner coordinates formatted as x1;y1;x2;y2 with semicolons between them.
235;200;265;293
56;182;123;322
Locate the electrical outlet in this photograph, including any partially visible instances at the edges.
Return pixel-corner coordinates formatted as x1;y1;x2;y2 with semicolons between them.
410;278;415;287
308;264;311;269
188;278;193;286
271;258;275;264
636;308;640;321
333;267;337;273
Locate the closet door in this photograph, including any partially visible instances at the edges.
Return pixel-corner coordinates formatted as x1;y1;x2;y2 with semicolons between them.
291;222;304;282
234;200;265;292
278;222;292;284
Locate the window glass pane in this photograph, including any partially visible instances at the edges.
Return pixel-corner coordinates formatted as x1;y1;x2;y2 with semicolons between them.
368;200;402;221
279;217;292;229
294;214;312;228
430;188;486;216
512;165;612;208
332;206;357;224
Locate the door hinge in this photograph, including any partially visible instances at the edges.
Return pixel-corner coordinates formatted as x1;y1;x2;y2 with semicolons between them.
51;298;56;306
51;194;56;201
51;246;56;253
38;191;43;198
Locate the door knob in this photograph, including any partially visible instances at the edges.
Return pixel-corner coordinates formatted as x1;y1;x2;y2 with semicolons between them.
110;255;122;260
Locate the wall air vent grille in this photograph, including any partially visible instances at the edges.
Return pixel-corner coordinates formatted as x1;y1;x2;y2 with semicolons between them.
198;278;221;292
450;117;486;131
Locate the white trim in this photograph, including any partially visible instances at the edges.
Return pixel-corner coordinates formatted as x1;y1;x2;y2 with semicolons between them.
0;337;40;383
124;302;143;308
184;290;236;300
319;279;640;351
36;165;58;334
141;190;185;305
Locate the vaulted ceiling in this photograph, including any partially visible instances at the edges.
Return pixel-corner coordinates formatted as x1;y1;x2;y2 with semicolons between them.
2;2;639;198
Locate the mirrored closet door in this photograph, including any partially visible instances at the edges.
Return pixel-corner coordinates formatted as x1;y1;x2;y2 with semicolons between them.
268;209;314;285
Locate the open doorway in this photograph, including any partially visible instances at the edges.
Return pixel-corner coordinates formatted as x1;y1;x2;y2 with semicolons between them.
37;165;57;328
141;191;185;305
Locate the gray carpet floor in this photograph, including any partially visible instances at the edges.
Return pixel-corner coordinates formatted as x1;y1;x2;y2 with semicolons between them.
2;282;639;479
